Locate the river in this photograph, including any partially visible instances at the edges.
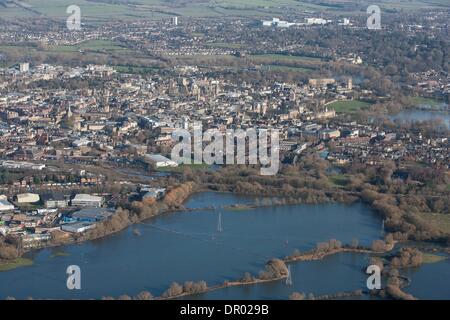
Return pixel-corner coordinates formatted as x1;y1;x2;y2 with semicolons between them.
389;109;450;128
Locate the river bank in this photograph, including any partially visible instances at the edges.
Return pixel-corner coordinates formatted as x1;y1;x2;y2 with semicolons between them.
0;182;198;270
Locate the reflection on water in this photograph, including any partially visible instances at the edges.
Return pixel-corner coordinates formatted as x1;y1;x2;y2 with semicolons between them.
389;110;450;127
403;255;450;300
189;252;376;300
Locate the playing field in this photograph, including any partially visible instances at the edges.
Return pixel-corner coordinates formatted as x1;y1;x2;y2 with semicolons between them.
327;100;372;113
46;39;126;53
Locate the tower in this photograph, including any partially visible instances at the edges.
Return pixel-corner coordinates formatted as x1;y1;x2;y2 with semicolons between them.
103;89;110;113
286;265;292;286
67;105;73;118
217;212;223;233
347;78;353;90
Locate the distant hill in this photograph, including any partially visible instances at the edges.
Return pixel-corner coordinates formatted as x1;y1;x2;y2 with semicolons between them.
0;0;448;21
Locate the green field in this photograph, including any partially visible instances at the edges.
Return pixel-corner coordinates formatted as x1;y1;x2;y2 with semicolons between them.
206;42;244;49
409;97;444;108
249;54;323;72
377;0;450;10
0;39;125;55
2;0;447;22
165;52;320;73
250;54;323;64
113;65;159;74
328;174;350;188
261;64;314;73
416;212;450;235
46;39;126;53
327;100;372;113
0;39;162;69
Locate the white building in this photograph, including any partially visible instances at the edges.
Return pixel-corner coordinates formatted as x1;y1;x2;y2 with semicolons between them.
61;222;96;233
305;18;330;25
19;63;30;73
71;194;104;207
72;138;90;147
142;187;166;200
0;161;45;171
145;154;178;168
172;16;178;25
0;196;15;212
262;18;295;28
339;18;351;26
42;193;68;209
0;226;9;236
16;193;40;204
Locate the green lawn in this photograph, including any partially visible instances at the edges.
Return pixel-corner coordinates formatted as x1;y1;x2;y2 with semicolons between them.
409;97;444;108
0;40;125;56
47;39;126;53
249;54;323;64
246;54;323;73
113;65;159;74
379;0;450;10
328;174;349;188
327;100;372;113
262;64;314;73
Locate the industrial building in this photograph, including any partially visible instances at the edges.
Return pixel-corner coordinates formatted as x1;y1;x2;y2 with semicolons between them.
68;207;115;223
71;194;104;207
145;154;178;168
41;193;69;209
16;193;40;204
142;187;166;200
0;196;15;212
61;221;96;233
262;18;295;28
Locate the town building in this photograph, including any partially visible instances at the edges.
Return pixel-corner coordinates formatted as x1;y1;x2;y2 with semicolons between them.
0;196;14;212
145;154;179;168
68;207;115;223
41;193;69;209
16;193;40;204
61;221;96;233
71;194;104;207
